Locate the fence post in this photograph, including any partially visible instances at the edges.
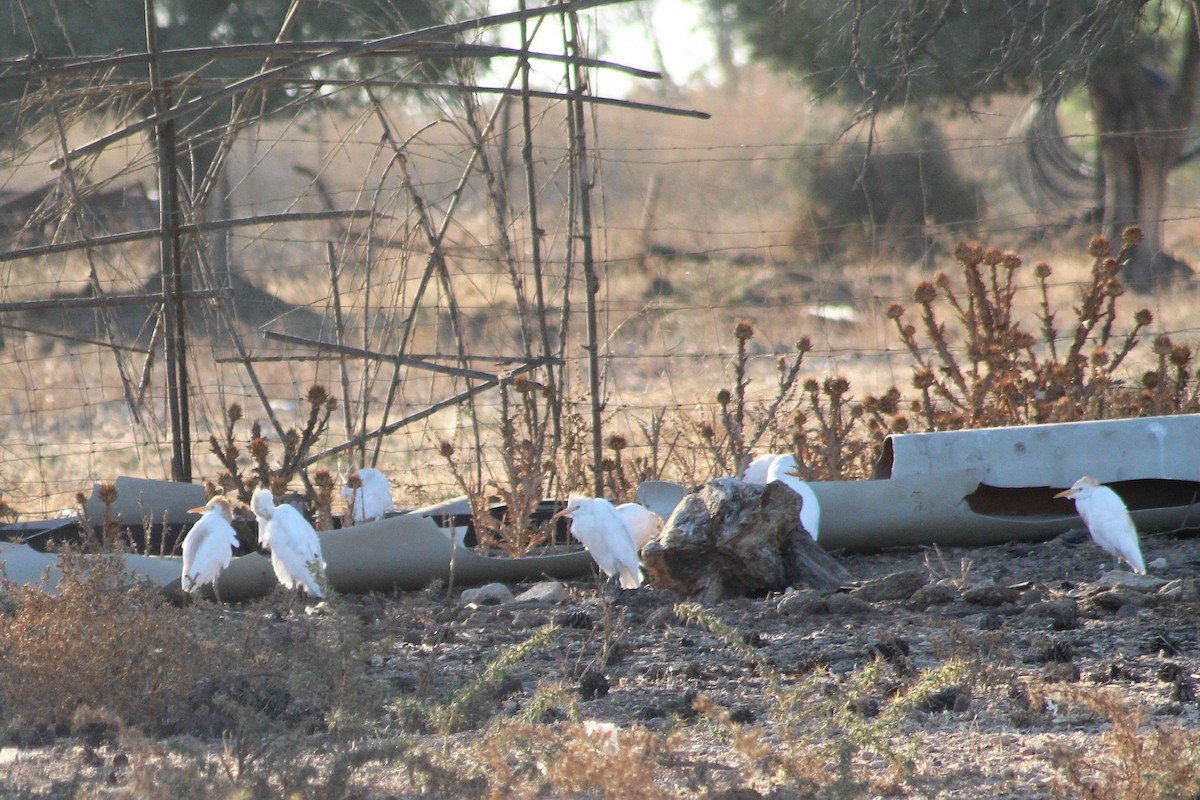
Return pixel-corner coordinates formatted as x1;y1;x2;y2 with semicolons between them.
147;0;190;482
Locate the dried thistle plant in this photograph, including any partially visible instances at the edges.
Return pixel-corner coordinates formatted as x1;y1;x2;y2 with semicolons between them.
205;387;339;513
887;234;1156;428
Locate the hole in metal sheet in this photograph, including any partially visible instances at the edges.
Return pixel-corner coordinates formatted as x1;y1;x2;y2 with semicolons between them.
965;479;1200;518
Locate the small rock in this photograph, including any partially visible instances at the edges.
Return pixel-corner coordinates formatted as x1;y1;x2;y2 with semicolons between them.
460;583;514;606
869;636;911;664
553;607;594;629
1033;638;1073;664
1019;586;1046;605
1171;680;1197;703
850;569;928;602
908;582;959;609
1157;662;1186;683
645;605;682;628
727;705;756;724
1097;572;1167;592
578;667;610;700
510;609;550;629
1158;579;1200;602
423;625;457;645
824;594;875;615
1041;662;1081;683
777;589;828;616
962;585;1022;607
917;684;970;713
512;581;569;604
978;612;1006;631
1092;588;1155;611
1024;599;1077;630
1149;557;1169;571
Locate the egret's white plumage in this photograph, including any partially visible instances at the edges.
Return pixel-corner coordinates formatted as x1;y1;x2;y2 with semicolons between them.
742;453;783;485
558;495;643;589
341;467;394;524
765;454;821;541
251;488;328;598
1054;476;1146;574
182;496;239;600
615;502;664;551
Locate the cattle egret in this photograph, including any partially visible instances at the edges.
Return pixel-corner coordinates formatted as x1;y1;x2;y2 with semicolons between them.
766;454;821;541
555;495;643;589
342;467;394;524
615;502;665;551
251;487;328;598
742;453;783;485
182;496;240;602
1054;476;1146;574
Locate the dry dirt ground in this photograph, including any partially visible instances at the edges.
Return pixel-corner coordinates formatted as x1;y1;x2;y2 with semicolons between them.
5;527;1200;798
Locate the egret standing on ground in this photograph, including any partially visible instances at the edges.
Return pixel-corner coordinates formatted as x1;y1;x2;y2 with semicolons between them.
615;502;664;551
251;487;328;598
555;495;643;589
182;495;240;603
342;467;394;524
765;454;822;541
1054;476;1146;574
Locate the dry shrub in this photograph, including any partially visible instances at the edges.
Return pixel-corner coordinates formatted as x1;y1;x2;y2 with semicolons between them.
0;549;385;749
1037;684;1200;799
474;719;676;800
794;116;984;262
0;551;221;734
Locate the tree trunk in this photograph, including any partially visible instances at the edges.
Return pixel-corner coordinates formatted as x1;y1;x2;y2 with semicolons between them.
1087;8;1200;292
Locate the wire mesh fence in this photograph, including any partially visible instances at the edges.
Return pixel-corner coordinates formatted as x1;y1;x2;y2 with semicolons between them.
0;3;1198;518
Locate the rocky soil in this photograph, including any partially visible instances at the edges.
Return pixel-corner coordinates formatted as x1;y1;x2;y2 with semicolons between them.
5;526;1200;798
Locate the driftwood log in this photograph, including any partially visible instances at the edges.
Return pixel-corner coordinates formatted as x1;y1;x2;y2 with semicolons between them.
642;478;850;601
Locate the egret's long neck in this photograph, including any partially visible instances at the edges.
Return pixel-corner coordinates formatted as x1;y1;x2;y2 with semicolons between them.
251;491;275;520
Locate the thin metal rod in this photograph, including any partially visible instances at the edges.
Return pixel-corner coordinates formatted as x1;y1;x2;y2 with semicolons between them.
0;288;226;313
49;0;645;170
0;39;662;80
564;3;604;497
0;320;153;353
519;0;560;444
326;242;356;451
0;209;379;263
262;330;518;381
298;361;544;469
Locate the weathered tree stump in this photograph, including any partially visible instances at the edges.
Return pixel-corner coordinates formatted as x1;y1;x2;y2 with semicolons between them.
642;478;850;601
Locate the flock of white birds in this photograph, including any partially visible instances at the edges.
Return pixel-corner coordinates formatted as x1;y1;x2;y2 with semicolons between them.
180;468;392;603
179;455;1148;603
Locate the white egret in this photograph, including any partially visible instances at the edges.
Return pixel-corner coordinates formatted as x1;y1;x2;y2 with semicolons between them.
765;454;821;541
555;495;643;589
1054;476;1146;574
615;502;664;551
742;453;783;485
251;487;328;598
182;496;240;602
341;467;394;524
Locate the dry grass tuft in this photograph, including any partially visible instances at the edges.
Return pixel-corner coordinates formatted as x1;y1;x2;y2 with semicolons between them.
1035;684;1200;799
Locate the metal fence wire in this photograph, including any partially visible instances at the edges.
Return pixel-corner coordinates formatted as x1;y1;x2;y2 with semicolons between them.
0;2;1196;517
